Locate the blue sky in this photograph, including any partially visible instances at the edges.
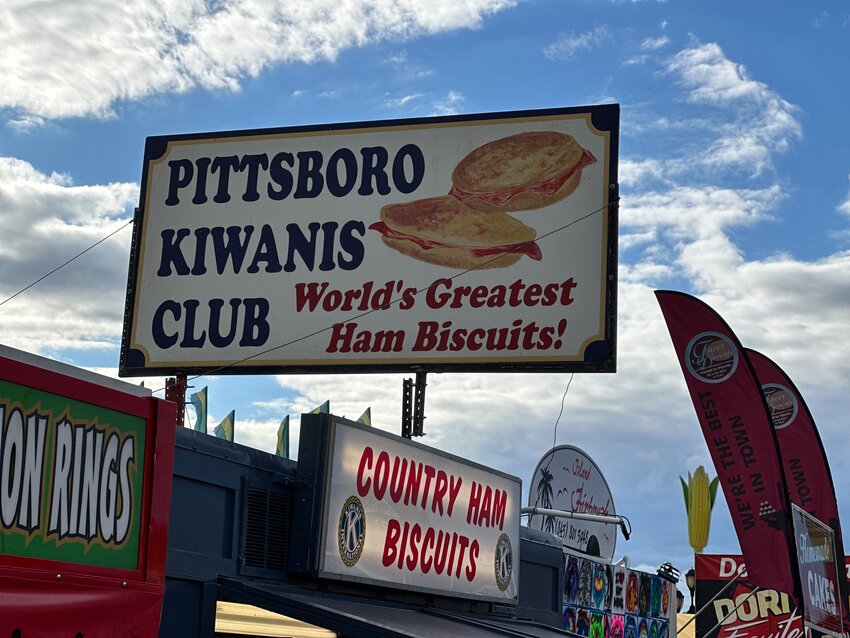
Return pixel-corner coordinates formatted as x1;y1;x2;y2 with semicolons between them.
2;0;850;605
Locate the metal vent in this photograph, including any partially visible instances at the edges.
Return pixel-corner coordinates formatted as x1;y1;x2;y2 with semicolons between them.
243;487;289;572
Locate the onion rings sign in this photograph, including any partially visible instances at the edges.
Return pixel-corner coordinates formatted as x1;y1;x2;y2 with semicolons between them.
120;106;618;376
0;346;177;637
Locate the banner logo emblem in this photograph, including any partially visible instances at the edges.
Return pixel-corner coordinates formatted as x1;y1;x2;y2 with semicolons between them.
761;383;798;430
685;332;738;383
338;496;366;567
494;533;513;591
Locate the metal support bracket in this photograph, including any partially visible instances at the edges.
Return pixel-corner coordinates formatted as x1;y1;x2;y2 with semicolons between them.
164;374;188;427
401;372;427;438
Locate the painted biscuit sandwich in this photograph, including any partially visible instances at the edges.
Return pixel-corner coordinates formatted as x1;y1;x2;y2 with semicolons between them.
369;195;541;269
450;131;596;213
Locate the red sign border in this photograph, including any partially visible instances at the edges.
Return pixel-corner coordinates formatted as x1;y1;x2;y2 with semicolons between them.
0;352;176;585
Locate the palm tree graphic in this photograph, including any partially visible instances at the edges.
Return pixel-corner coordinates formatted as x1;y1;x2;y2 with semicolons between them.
536;466;555;533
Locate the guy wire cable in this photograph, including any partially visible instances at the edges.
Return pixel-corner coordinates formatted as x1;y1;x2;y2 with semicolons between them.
527;371;575;523
0;218;133;308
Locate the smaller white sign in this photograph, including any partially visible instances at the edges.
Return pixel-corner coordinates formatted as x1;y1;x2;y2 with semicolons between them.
791;505;844;638
319;419;521;603
527;445;617;561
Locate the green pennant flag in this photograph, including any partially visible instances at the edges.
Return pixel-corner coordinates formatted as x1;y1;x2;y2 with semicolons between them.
214;409;235;442
189;386;208;433
356;407;371;426
276;415;290;458
310;400;330;414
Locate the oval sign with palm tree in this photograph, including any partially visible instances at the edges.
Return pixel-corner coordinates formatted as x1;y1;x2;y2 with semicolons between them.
527;445;617;561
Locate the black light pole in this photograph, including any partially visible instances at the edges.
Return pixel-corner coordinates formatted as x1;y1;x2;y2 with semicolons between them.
685;567;696;614
676;589;685;613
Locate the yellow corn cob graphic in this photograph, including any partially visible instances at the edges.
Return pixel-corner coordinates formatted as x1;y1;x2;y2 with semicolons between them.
680;465;719;554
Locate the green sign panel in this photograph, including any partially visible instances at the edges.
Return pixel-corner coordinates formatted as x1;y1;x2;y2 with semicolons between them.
0;379;146;570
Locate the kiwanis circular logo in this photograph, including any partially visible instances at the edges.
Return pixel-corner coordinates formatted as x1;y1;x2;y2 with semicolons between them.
685;332;738;383
337;496;365;567
494;533;513;591
762;383;798;430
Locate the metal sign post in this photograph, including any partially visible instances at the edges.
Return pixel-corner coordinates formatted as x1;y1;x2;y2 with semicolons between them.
401;372;427;439
164;374;188;427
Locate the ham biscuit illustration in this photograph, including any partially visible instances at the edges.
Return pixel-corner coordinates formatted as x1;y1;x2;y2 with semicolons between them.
369;195;541;269
450;131;596;213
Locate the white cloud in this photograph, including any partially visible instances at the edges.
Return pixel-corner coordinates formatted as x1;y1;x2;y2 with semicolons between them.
609;48;850;426
641;35;669;50
668;43;766;103
231;416;284;454
317;88;344;99
619;158;669;187
665;43;801;175
838;174;850;217
639;43;802;178
0;0;516;120
619;231;659;252
544;26;611;61
727;253;850;367
625;185;783;241
0;158;136;353
384;50;433;79
7;114;47;131
384;93;425;108
430;90;465;115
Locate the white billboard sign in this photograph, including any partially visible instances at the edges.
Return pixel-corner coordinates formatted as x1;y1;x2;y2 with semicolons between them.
120;106;618;376
318;419;521;603
527;445;617;561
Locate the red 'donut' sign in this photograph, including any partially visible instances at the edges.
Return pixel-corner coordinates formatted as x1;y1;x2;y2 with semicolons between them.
0;346;176;637
695;554;804;638
696;554;850;638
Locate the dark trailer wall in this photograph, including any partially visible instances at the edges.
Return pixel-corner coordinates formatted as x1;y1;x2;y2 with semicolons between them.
163;426;566;637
